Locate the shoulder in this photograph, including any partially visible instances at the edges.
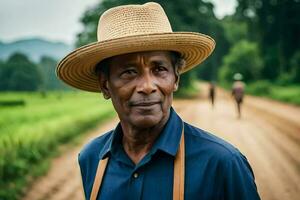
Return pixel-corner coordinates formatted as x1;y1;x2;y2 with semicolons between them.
184;122;255;176
183;123;259;198
78;130;114;198
183;123;260;198
78;130;113;175
79;130;113;162
184;122;242;160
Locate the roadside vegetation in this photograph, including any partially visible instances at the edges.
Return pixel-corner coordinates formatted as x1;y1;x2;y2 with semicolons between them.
246;81;300;105
0;92;115;200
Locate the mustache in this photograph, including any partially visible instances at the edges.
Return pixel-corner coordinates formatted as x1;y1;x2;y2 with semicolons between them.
129;99;161;106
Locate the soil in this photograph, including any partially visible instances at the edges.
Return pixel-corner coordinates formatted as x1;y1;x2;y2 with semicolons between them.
22;84;300;200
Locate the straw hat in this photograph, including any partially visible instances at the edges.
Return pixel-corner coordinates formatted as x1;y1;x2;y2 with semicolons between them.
56;2;216;92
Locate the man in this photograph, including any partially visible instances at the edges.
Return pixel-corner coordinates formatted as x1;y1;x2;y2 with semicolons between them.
232;73;245;119
57;2;260;200
208;81;216;108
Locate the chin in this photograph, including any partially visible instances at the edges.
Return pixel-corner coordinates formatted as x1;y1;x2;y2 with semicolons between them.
131;115;162;129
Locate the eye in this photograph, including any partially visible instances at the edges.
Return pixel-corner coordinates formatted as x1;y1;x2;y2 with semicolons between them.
120;69;137;78
153;66;168;73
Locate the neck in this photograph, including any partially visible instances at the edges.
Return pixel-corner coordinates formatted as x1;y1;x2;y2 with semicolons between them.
121;114;169;165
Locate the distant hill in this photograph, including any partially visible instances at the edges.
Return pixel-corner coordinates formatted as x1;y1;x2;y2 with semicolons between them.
0;38;74;62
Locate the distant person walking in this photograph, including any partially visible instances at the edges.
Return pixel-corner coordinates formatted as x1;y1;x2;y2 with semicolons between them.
208;81;216;108
232;73;245;119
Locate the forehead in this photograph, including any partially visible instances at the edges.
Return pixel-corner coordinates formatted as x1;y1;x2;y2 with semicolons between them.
109;51;173;65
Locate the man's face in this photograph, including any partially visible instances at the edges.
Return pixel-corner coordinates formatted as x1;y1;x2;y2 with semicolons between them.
100;51;178;129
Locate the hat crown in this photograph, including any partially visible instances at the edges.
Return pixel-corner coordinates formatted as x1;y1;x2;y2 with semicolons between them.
97;2;173;41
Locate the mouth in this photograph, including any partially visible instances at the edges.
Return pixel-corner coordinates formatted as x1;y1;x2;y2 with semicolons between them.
130;101;160;107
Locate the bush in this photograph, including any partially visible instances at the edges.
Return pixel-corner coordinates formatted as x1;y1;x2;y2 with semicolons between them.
276;73;294;86
246;80;272;96
218;40;263;83
290;51;300;83
0;100;25;107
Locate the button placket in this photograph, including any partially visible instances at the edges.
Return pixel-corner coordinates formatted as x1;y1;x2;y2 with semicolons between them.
133;172;139;178
129;170;144;200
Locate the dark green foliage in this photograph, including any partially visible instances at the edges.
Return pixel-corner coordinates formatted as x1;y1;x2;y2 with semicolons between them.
246;80;272;95
38;56;67;90
221;16;248;45
290;51;300;83
219;40;263;82
0;100;25;107
0;53;69;92
246;81;300;105
0;53;43;91
233;0;300;82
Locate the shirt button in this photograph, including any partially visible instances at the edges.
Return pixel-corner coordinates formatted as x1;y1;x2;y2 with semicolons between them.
133;172;139;178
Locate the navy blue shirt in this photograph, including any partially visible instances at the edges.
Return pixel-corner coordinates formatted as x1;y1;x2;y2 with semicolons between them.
79;108;260;200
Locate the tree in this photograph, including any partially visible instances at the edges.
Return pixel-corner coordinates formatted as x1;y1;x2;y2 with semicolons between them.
234;0;300;81
219;40;263;83
39;56;66;90
290;51;300;83
221;16;248;46
0;53;43;91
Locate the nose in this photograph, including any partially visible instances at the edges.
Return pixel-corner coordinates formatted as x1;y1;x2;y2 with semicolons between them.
136;73;157;95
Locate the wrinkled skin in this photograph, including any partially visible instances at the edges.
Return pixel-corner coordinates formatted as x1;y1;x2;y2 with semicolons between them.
99;51;179;130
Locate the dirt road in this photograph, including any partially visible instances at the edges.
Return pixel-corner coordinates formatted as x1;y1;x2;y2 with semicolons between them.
23;86;300;200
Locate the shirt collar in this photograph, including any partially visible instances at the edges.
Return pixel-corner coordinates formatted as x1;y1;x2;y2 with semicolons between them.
98;107;183;159
150;107;183;156
98;123;122;159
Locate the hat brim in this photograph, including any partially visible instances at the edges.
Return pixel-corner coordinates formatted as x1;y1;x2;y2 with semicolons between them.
56;32;215;92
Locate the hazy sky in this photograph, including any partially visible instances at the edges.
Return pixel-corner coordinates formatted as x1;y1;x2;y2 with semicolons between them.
0;0;236;45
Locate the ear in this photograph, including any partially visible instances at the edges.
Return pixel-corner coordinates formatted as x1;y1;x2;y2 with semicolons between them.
173;58;185;92
173;74;180;91
98;72;111;99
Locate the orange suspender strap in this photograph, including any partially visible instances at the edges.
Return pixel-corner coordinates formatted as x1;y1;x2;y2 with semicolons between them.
173;128;185;200
90;157;108;200
90;127;185;200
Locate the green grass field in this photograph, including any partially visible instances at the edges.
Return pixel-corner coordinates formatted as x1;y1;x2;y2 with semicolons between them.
0;91;115;200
